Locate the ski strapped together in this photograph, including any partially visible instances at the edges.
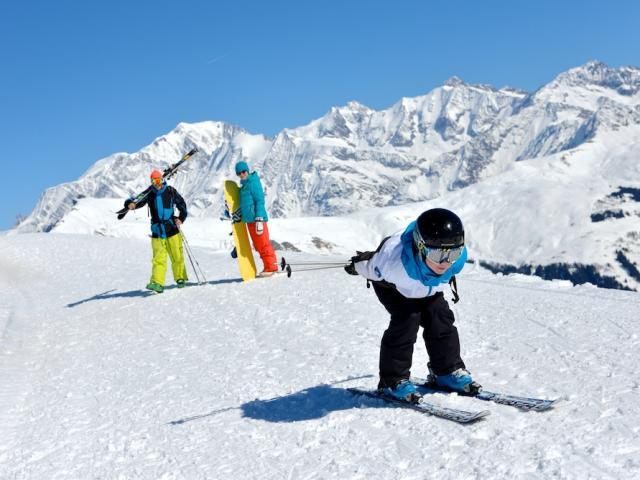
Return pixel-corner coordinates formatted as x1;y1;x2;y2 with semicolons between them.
115;147;199;220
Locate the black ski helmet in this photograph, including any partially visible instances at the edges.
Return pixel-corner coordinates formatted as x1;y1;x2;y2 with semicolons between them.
413;208;464;250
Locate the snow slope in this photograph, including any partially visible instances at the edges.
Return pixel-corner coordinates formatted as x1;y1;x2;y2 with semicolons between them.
1;233;639;479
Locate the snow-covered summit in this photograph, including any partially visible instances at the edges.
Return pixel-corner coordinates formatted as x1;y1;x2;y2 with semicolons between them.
17;121;273;233
553;60;640;96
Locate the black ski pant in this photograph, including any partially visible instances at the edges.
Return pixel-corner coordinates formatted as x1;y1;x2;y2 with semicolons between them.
373;284;465;389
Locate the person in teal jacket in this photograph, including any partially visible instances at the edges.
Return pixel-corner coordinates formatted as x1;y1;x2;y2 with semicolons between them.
235;161;278;276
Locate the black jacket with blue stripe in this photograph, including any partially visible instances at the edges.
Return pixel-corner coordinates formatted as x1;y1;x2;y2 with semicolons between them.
124;185;187;239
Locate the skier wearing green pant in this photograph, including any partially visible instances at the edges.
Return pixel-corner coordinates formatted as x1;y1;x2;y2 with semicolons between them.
125;170;188;293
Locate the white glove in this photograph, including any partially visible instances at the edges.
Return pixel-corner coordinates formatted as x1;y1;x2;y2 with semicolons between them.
255;217;264;235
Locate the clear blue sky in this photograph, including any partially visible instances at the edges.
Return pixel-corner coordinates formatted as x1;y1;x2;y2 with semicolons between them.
1;0;639;230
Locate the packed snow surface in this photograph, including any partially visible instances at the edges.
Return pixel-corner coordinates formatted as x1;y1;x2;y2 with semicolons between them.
1;234;639;479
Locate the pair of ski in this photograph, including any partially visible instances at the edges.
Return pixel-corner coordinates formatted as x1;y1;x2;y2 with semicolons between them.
348;377;559;424
115;147;199;220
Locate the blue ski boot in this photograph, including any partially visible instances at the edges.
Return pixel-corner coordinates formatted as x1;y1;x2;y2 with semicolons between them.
430;368;482;394
381;379;422;403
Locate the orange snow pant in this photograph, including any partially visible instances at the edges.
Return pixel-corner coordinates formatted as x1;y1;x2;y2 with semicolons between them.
247;222;278;272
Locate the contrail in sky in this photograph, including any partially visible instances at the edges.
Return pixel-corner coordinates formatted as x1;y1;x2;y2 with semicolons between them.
207;54;229;65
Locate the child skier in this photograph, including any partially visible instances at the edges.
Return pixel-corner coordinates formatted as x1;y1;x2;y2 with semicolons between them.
234;161;278;277
125;170;189;293
344;208;480;402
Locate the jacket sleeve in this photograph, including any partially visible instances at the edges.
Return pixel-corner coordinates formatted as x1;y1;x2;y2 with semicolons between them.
172;188;188;223
353;234;432;298
354;253;380;280
124;187;151;210
251;176;268;220
353;239;395;281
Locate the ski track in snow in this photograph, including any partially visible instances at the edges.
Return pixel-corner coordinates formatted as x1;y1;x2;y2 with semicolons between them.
1;234;639;479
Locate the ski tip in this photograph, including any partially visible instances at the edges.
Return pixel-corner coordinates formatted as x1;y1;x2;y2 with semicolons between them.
182;147;199;159
529;398;562;411
462;410;491;423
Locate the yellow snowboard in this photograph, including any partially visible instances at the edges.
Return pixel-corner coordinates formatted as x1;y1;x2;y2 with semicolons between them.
224;180;257;281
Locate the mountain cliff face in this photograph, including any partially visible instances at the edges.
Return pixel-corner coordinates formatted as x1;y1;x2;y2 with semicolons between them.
15;61;640;290
19;61;640;232
18;122;273;232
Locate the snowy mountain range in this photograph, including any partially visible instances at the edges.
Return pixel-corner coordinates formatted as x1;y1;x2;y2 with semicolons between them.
14;61;640;290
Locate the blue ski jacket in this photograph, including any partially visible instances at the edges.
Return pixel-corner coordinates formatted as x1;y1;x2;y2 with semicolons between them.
239;172;269;223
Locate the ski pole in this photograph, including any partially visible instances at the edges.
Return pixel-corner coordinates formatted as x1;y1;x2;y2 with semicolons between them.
180;229;207;284
287;265;348;273
282;265;349;278
282;261;349;266
283;263;347;278
279;257;349;270
180;230;200;283
184;232;206;284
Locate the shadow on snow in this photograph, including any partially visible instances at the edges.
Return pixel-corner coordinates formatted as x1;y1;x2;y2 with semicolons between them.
66;277;244;308
66;289;153;307
241;384;364;422
168;375;380;425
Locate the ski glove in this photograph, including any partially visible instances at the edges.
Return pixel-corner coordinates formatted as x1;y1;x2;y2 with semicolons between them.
224;208;242;223
255;217;264;235
223;201;242;223
344;260;358;275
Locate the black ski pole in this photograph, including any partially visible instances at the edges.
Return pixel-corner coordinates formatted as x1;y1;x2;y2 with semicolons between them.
180;228;207;284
